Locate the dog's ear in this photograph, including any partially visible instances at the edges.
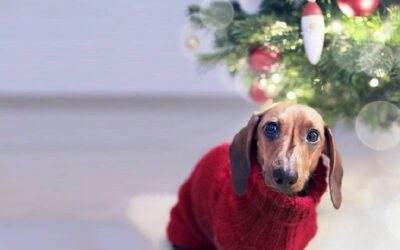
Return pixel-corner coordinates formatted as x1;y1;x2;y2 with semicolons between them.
324;126;344;209
229;113;262;196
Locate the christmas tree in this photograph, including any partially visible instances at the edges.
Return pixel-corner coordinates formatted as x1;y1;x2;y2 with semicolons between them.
184;0;400;126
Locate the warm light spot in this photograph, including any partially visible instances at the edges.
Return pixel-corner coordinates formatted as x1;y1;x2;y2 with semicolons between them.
274;21;287;28
383;23;393;35
259;78;267;87
287;91;296;100
374;23;394;42
369;78;379;88
331;21;342;33
374;68;387;78
266;84;276;92
186;36;200;50
265;84;277;97
374;31;390;42
271;73;282;84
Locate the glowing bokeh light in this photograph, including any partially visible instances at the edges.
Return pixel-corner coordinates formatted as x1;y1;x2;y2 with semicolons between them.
179;23;214;61
271;73;282;84
287;91;296;100
369;78;379;88
200;0;234;30
355;101;400;151
331;21;342;33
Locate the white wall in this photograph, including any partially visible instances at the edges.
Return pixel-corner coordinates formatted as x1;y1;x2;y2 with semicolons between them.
0;0;232;95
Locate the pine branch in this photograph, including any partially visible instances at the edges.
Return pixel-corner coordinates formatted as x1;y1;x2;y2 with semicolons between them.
185;1;400;125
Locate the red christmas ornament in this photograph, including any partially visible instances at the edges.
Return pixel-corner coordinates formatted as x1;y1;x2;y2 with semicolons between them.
337;0;380;17
248;46;280;74
249;80;269;104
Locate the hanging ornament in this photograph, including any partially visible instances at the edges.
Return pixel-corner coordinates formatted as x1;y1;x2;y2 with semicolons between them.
180;23;214;61
248;46;280;74
238;0;263;15
249;79;271;104
186;36;200;50
337;0;380;17
301;0;325;65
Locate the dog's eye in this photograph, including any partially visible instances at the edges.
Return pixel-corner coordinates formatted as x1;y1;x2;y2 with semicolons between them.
264;122;280;140
306;129;320;143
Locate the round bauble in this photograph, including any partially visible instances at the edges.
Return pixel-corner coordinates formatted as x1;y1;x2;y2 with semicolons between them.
248;46;280;74
249;80;270;104
337;0;380;17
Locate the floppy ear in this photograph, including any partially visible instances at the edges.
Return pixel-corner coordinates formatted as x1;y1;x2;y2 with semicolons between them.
229;113;261;196
324;126;344;209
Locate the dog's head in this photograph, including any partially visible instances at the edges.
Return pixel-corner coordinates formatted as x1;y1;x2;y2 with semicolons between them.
229;103;343;209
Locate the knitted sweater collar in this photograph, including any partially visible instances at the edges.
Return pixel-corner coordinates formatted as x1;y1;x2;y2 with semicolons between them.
234;157;328;224
213;155;328;249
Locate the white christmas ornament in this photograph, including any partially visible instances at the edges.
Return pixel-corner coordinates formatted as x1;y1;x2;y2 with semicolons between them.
301;0;325;65
238;0;262;15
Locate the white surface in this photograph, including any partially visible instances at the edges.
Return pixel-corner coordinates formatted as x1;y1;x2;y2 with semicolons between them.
0;96;255;249
128;193;177;250
0;0;228;95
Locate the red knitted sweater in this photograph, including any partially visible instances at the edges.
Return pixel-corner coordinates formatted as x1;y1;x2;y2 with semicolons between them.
167;143;328;250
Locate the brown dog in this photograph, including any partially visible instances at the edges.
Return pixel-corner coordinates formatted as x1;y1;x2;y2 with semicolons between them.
230;102;343;208
168;103;344;250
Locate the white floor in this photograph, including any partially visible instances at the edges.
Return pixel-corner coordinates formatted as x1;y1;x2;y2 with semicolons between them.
0;96;398;250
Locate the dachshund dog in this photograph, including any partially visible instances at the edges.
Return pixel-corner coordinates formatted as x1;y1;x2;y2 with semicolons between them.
167;103;344;250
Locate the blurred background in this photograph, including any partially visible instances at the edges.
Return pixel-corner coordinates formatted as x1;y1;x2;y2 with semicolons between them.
0;0;399;250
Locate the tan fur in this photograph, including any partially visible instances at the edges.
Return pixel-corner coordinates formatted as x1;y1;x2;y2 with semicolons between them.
256;103;325;194
230;103;343;209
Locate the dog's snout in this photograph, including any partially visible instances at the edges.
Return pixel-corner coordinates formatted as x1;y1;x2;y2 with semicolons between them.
272;168;298;187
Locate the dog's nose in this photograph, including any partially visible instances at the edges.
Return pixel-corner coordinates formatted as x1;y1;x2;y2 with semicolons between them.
272;168;298;187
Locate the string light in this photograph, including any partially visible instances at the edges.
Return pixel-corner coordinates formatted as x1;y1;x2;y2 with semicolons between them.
355;17;364;23
313;78;321;85
340;45;349;53
271;73;282;84
374;22;393;42
287;91;296;100
331;21;342;33
369;78;380;88
271;21;288;36
186;36;200;50
374;68;387;78
383;22;393;36
265;84;277;96
259;78;267;87
374;31;387;42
